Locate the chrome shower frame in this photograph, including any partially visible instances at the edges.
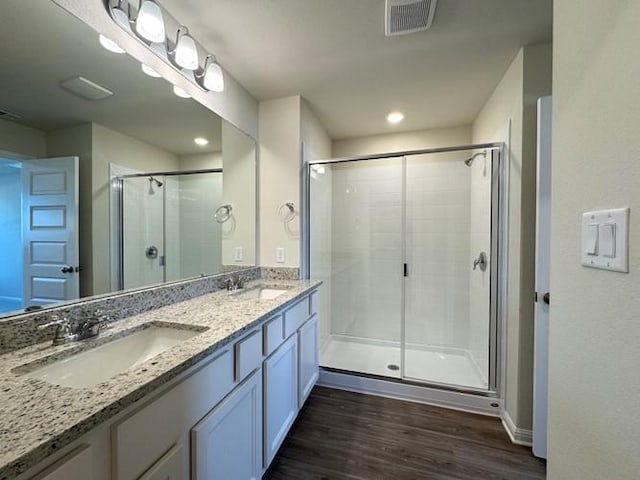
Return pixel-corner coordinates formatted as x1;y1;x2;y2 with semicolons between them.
301;141;505;401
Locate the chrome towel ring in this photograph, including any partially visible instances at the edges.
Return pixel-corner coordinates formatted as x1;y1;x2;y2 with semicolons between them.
278;202;296;223
214;204;233;223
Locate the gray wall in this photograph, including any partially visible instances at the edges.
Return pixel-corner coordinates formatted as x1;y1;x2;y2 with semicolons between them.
548;1;640;478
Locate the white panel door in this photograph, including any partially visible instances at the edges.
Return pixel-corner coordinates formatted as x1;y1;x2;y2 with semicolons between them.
22;157;79;307
191;369;262;480
30;444;92;480
533;96;552;459
263;334;298;468
298;315;319;406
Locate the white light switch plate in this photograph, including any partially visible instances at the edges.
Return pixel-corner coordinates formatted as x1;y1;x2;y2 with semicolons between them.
581;208;629;272
276;247;285;263
234;246;243;262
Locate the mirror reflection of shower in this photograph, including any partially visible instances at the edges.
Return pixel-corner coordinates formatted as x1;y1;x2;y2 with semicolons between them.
148;176;164;195
464;150;488;175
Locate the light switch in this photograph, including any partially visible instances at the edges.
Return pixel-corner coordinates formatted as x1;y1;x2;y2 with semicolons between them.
600;222;616;258
234;246;243;262
276;247;285;263
585;223;599;256
581;208;629;273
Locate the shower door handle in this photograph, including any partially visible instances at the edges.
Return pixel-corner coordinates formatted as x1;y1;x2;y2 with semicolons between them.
403;263;408;277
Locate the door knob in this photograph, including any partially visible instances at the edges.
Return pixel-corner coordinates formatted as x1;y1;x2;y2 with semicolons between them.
61;266;74;273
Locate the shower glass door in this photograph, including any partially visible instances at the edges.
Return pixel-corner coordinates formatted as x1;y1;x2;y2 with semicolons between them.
122;176;166;289
310;146;498;392
403;150;492;389
312;157;404;378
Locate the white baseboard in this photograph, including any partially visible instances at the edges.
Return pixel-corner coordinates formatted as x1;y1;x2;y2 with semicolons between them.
318;369;501;417
501;410;533;446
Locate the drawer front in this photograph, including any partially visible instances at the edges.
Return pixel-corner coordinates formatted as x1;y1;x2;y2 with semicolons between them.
263;314;284;356
310;289;320;316
113;349;234;480
235;329;263;382
283;296;310;338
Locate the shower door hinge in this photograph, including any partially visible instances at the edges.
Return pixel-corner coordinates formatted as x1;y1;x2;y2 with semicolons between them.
403;263;408;277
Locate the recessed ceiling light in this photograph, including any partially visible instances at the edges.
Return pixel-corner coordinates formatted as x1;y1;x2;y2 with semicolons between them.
386;111;405;124
194;137;209;146
98;34;125;54
141;64;162;78
173;85;191;98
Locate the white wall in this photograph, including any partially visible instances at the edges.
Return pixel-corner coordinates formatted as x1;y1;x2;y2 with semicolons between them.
222;121;257;267
0;118;46;158
258;96;302;267
548;2;640;478
472;44;551;430
333;126;471;158
179;152;222;171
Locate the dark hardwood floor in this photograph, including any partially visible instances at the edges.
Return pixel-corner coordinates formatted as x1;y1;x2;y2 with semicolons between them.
264;387;546;480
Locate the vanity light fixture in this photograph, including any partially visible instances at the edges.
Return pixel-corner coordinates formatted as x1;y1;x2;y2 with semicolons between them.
386;111;405;124
99;34;126;54
135;0;166;43
105;0;225;93
194;137;209;146
199;55;225;92
141;63;162;78
172;26;199;70
173;85;191;98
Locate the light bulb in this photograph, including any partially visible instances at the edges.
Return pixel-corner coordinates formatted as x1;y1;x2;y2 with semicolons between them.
174;27;199;70
141;64;161;78
173;85;191;98
99;34;125;54
194;137;209;146
110;1;132;32
135;0;166;43
203;58;224;92
386;111;405;124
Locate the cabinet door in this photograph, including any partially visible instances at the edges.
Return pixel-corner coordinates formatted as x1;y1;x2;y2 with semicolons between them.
138;444;184;480
191;369;262;480
298;315;319;406
263;334;298;468
30;444;91;480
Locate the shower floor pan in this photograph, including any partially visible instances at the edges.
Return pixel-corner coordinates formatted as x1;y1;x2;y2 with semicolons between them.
320;335;488;390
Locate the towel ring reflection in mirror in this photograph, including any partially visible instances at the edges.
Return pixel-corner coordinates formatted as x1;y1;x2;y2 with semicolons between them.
278;202;296;223
214;204;233;223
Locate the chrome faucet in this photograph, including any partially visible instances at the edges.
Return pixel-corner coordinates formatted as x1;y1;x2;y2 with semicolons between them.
38;310;111;346
226;276;246;291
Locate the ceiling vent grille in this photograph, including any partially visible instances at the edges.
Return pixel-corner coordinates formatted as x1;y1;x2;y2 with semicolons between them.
385;0;438;36
0;108;20;121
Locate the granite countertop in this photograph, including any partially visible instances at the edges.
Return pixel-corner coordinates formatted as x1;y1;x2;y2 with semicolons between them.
0;279;320;480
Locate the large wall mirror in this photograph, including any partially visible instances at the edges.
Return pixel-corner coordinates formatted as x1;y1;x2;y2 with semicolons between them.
0;1;257;319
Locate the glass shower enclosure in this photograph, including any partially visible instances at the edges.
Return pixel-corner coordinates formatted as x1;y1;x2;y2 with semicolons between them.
115;169;223;290
307;144;501;392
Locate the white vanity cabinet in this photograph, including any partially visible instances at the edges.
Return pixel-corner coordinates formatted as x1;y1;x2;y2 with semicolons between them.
263;334;299;467
191;369;262;480
15;287;320;480
298;314;319;405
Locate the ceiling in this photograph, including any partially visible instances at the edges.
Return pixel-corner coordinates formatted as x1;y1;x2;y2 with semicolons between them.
0;1;221;156
161;0;553;139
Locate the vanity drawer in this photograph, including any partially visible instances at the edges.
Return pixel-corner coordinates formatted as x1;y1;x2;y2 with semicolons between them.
284;296;310;338
263;314;284;356
235;329;263;382
310;289;320;316
113;349;234;480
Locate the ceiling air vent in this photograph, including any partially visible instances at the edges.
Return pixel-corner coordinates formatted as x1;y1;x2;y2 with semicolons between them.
385;0;438;36
60;76;113;101
0;108;21;121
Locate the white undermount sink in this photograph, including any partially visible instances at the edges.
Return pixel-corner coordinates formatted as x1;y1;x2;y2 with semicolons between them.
16;323;205;388
230;286;289;301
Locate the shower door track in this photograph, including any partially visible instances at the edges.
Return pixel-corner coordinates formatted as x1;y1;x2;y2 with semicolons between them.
302;141;506;403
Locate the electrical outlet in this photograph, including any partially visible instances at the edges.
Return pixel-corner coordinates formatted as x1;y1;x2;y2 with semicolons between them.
276;247;285;263
234;246;243;262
